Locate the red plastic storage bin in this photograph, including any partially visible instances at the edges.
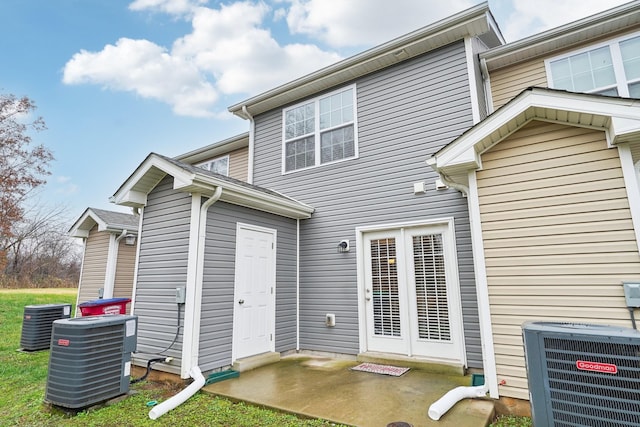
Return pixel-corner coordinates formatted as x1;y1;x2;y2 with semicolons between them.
78;298;131;316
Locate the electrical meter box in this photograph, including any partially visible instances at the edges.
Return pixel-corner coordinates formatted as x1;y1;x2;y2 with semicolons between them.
623;281;640;307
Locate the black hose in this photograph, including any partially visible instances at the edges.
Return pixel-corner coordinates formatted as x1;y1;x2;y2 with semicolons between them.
131;357;166;384
158;303;182;355
130;303;183;383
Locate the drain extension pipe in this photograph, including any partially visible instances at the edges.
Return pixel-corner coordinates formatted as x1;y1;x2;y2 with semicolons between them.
148;366;205;420
428;385;487;421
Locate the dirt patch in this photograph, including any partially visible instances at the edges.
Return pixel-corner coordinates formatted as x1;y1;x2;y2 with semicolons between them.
135;380;187;399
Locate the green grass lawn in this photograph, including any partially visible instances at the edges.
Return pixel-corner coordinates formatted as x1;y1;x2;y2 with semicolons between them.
0;289;531;427
0;289;342;427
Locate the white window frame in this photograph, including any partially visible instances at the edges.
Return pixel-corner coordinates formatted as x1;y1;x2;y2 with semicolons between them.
281;84;358;174
198;155;229;176
545;31;640;98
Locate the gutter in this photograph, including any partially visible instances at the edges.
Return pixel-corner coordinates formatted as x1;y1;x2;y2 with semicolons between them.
425;158;469;196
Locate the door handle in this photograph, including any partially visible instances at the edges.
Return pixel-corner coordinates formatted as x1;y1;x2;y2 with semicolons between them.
238;299;245;305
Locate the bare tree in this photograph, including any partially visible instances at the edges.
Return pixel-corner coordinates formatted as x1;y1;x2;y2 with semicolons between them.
3;203;81;288
0;93;53;269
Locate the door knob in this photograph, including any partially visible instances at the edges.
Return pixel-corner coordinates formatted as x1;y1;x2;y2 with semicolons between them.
238;299;245;305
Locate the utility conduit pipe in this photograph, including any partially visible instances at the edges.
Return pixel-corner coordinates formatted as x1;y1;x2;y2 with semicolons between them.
428;385;487;421
148;366;205;420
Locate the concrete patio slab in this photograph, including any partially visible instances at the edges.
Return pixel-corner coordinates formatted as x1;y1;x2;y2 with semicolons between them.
202;354;495;427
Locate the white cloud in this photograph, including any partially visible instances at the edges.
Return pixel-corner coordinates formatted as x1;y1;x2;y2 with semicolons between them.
56;176;71;184
63;1;341;117
172;2;341;95
128;0;207;16
283;0;475;48
53;176;79;195
500;0;632;41
63;38;218;117
63;0;633;118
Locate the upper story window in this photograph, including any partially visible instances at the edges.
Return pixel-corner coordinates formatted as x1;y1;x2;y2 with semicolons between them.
546;33;640;98
198;155;229;176
283;85;357;173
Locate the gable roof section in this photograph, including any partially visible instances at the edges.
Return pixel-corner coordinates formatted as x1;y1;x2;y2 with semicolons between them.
229;2;503;118
175;132;249;165
481;0;640;71
69;208;139;238
429;87;640;180
110;153;314;219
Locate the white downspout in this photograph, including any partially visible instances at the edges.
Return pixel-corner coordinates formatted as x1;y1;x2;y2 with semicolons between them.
156;187;222;420
74;238;87;317
423;158;493;420
296;218;300;351
480;57;494;115
188;186;223;371
130;208;143;314
242;105;255;184
104;230;127;299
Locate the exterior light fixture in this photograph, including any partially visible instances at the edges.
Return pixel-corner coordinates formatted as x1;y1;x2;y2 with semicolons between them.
124;234;136;246
337;240;350;253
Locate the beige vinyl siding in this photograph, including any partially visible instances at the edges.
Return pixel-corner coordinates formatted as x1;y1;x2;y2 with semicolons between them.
113;239;136;313
77;226;109;306
490;59;547;110
476;120;640;400
228;147;248;181
488;28;640;111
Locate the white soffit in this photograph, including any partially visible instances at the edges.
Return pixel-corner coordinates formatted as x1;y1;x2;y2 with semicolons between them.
432;88;640;174
481;1;640;71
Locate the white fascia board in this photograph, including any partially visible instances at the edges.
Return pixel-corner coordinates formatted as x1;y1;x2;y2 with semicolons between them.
229;3;495;116
113;190;148;208
111;154;193;207
219;186;314;219
71;229;90;238
434;91;534;168
68;209;104;236
434;90;640;172
610;117;640;145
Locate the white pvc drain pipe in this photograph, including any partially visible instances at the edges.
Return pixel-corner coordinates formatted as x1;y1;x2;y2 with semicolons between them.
148;366;206;420
428;385;487;421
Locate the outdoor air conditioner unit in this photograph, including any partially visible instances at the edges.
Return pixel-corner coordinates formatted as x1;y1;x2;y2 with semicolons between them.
522;321;640;427
44;314;137;409
20;303;72;351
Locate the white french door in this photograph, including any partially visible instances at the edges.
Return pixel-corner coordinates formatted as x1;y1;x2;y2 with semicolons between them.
363;223;464;363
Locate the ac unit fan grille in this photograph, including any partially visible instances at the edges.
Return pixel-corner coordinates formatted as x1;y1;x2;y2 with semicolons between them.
543;336;640;427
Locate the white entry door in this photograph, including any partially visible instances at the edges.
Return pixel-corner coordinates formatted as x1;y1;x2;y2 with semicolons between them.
233;224;276;361
363;223;464;363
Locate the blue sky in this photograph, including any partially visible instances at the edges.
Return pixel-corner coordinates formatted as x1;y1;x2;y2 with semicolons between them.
0;0;631;223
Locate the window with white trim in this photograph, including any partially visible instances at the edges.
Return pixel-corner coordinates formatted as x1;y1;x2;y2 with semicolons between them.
198;155;229;176
546;33;640;97
283;86;357;173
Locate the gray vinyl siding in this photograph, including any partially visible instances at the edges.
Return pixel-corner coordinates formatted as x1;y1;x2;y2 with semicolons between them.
134;176;191;371
198;201;298;371
251;40;482;367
